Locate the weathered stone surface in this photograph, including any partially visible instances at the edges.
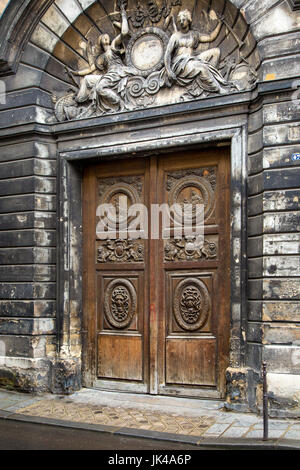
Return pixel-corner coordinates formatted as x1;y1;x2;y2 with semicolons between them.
263;190;300;211
0;283;56;300
263;100;300;124
262;301;300;322
263;345;300;374
0;335;55;358
263;279;300;300
0;265;56;282
0;318;56;335
264;212;300;233
267;373;300;416
263;145;300;169
264;255;300;277
258;31;300;60
250;2;300;41
0;300;56;318
248;300;300;322
262;323;300;345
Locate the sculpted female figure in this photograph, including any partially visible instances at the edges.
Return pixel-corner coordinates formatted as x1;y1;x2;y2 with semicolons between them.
95;6;134;112
70;39;102;110
70;6;132;115
164;9;234;95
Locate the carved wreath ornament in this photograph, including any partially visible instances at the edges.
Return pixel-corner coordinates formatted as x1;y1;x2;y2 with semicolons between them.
52;1;258;122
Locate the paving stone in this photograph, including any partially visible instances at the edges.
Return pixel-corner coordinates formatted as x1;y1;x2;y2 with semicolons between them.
220;426;248;438
252;421;291;430
245;429;286;439
203;422;231;436
284;426;300;440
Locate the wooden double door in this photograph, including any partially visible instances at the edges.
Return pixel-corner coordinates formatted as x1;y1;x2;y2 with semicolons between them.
83;148;230;398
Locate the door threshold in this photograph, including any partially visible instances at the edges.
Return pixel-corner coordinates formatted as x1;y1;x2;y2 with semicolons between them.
83;387;224;417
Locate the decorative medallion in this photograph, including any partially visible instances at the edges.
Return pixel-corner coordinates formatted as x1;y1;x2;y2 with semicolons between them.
173;278;210;331
127;27;169;76
168;175;215;222
97;239;144;263
104;278;137;329
97;179;142;232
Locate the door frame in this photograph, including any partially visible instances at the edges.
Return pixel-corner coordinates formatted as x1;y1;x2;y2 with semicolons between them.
56;125;248;397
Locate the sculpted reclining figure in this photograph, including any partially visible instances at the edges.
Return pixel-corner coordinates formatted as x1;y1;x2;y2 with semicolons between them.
164;9;234;96
71;5;133;115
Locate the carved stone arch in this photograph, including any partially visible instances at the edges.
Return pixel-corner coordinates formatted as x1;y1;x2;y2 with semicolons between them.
0;0;56;75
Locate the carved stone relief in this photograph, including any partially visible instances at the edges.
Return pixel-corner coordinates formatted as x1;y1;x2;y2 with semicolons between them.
104;278;137;329
52;1;259;122
173;278;210;331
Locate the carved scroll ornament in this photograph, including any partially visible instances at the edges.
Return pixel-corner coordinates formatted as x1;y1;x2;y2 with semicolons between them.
52;1;258;122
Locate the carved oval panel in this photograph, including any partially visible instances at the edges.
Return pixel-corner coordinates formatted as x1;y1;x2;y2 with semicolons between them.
127;27;169;77
99;182;141;228
104;279;137;329
173;278;210;331
168;175;215;222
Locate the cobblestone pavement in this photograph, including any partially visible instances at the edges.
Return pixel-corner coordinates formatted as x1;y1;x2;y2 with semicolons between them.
1;388;300;447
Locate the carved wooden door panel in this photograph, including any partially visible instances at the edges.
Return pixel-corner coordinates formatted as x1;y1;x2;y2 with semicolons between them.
83;158;150;393
156;150;231;397
83;149;230;397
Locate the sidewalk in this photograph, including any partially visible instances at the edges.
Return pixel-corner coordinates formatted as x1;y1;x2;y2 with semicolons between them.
0;388;299;449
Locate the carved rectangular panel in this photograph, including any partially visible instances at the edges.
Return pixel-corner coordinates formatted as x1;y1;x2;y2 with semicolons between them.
97;274;142;332
166;338;216;386
98;334;143;381
96;265;145;383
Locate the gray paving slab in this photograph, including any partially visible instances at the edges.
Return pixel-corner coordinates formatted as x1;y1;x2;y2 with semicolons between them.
202;422;232;436
220;425;248;438
283;427;300;440
245;429;287;439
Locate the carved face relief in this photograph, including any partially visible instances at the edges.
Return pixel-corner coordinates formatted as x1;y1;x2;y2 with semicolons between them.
164;236;217;262
180;286;202;324
111;287;130;321
173;278;210;331
104;279;137;329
